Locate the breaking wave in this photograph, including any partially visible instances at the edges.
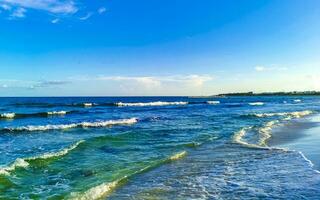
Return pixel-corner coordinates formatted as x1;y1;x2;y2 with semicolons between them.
207;101;220;105
248;102;264;106
69;151;187;200
116;101;188;107
0;140;84;176
0;111;74;119
3;118;138;132
245;110;313;120
233;110;314;148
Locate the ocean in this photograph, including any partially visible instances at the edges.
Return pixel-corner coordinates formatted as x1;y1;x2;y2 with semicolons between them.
0;96;320;199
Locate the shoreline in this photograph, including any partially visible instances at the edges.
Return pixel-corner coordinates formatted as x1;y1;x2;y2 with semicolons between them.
268;115;320;169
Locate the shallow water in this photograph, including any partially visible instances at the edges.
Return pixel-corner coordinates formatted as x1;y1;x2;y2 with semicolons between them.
0;96;320;199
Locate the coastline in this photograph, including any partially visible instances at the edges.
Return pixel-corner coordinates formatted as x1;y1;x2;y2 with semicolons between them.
268;115;320;169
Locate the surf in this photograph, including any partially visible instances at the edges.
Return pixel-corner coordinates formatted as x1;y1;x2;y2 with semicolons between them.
0;140;84;176
3;118;138;132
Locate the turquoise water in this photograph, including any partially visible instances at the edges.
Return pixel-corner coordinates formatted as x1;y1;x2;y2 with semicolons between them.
0;97;320;199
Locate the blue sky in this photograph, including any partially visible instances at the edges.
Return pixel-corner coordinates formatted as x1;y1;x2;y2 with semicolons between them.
0;0;320;96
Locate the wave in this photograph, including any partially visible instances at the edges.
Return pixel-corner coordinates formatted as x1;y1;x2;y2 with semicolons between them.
246;110;313;119
69;151;187;200
0;113;15;119
207;101;220;105
297;151;320;174
0;140;84;176
233;110;314;149
0;111;73;119
116;101;188;107
3;118;138;132
294;99;302;103
248;102;264;106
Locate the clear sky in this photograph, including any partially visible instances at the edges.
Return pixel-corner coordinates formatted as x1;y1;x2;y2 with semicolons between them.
0;0;320;96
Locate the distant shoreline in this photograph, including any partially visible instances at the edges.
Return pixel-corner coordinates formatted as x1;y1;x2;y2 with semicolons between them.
189;91;320;98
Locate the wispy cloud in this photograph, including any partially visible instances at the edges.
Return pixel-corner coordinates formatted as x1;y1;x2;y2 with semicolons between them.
0;0;78;14
96;75;213;85
79;12;92;20
51;18;59;23
98;7;106;14
10;7;26;18
0;79;71;89
255;65;288;72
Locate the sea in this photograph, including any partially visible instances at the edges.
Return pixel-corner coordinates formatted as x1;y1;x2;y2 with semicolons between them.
0;96;320;199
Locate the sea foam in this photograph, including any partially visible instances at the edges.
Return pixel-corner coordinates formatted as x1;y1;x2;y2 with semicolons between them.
250;110;313;119
0;113;16;119
116;101;188;107
70;151;188;200
248;102;264;106
207;101;220;105
0;140;84;176
234;110;314;148
4;118;138;132
47;111;68;115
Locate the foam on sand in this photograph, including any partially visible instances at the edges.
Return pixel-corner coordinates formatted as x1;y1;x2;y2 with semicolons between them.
0;140;84;176
234;110;314;149
116;101;188;107
207;101;220;105
4;118;138;132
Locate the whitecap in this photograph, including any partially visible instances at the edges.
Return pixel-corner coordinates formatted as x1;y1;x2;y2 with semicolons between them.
207;101;220;105
248;102;264;106
251;110;313;119
4;118;138;132
116;101;188;107
47;111;68;115
0;140;84;176
0;113;16;119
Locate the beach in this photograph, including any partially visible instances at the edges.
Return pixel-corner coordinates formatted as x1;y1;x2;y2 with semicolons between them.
1;96;320;199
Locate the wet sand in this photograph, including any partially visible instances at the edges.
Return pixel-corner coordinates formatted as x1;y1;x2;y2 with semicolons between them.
268;115;320;169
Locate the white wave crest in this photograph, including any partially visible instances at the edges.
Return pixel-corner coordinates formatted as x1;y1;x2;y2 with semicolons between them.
0;158;29;175
5;118;138;132
168;151;187;161
248;102;264;106
258;120;278;146
0;140;84;176
116;101;188;107
251;110;313;119
70;150;188;200
70;179;123;200
0;113;16;119
83;103;93;107
47;111;68;115
294;99;302;103
29;140;84;160
234;110;314;148
207;101;220;105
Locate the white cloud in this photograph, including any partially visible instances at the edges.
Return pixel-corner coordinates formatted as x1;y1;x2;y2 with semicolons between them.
255;66;266;71
51;18;59;23
10;7;26;18
98;7;106;14
0;3;11;10
79;12;92;20
255;65;288;72
0;0;78;14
